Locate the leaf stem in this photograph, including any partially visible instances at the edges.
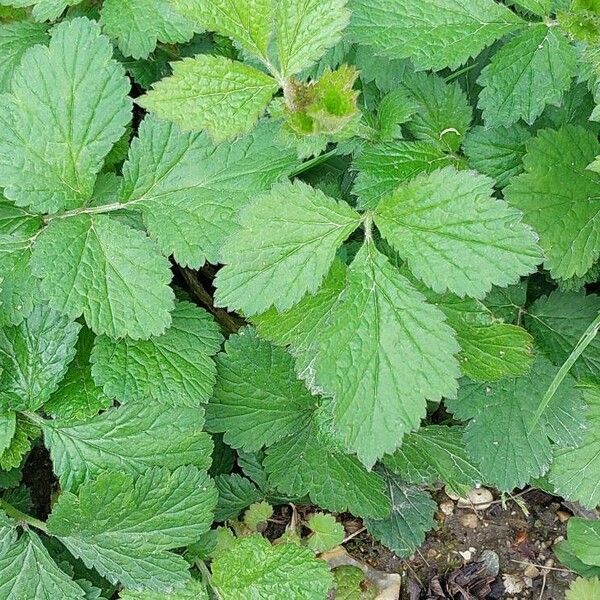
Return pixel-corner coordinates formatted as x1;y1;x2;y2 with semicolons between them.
22;411;46;427
289;149;338;178
0;499;48;533
195;559;224;600
362;212;374;241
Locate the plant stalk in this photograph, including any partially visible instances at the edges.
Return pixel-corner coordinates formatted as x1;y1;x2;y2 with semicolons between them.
0;499;48;533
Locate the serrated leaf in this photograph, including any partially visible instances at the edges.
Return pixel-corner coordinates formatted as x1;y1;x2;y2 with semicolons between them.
264;420;390;518
567;578;600;600
383;426;483;494
505;125;600;280
173;0;272;59
0;530;85;599
214;473;263;522
100;0;196;59
0;304;80;411
525;291;600;382
1;0;82;21
214;180;360;316
568;518;600;567
120;579;209;600
463;124;531;188
244;501;273;531
276;0;350;76
306;513;344;552
510;0;552;15
211;534;333;599
333;566;377;600
478;25;577;127
313;243;460;466
0;414;37;470
348;0;523;71
375;167;541;299
207;328;315;452
0;17;131;214
43;402;213;491
139;55;277;141
447;356;586;490
47;466;218;591
365;475;436;558
30;214;174;340
91;302;221;406
120;117;298;268
0;412;15;456
0;201;43;237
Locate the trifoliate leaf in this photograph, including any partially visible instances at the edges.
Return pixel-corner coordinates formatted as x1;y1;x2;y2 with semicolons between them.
365;475;436;558
313;242;460;466
0;414;37;470
353;141;455;209
567;518;600;567
264;420;390;518
0;18;131;214
505;125;600;280
0;304;80;411
91;302;221;406
214;180;360;316
478;25;576;127
244;501;273;531
100;0;196;59
139;55;277;141
43;402;213;491
214;473;263;522
525;291;600;382
276;0;350;76
0;530;85;599
0;21;48;93
173;0;272;59
121;117;299;268
306;513;344;552
375;167;541;299
463;124;531;188
447;356;586;490
206;328;316;452
567;577;600;600
31;214;174;340
120;579;209;600
383;426;483;495
550;385;600;509
211;535;333;599
47;467;218;591
348;0;523;71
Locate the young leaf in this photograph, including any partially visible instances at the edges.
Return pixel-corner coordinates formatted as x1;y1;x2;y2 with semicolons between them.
91;302;221;406
348;0;523;71
306;513;344;552
139;55;278;141
566;578;600;600
0;18;131;214
211;535;333;598
214;180;361;316
30;214;175;340
505;125;600;280
313;242;460;466
244;501;273;531
0;414;38;470
46;467;218;591
206;328;316;452
214;473;263;522
43;402;214;491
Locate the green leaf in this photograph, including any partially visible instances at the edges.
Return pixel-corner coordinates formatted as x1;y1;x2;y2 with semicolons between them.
30;214;175;340
244;501;273;531
0;17;131;213
91;302;221;406
214;180;360;316
447;356;586;490
138;55;277;141
505;125;600;280
525;291;600;382
264;419;390;518
207;328;315;452
365;475;436;558
120;117;299;268
1;0;82;21
214;473;263;521
100;0;196;59
0;412;15;455
550;385;600;509
375;167;541;299
0;530;85;599
0;201;43;237
172;0;272;59
484;282;528;324
348;0;523;71
211;534;333;599
47;466;218;591
0;21;48;93
43;402;214;491
567;518;600;567
306;513;344;552
463;124;531;188
478;25;577;128
0;304;80;411
276;0;350;76
510;0;552;15
567;578;600;600
313;243;460;466
383;425;484;494
120;579;208;600
0;414;37;470
555;540;600;578
333;566;377;600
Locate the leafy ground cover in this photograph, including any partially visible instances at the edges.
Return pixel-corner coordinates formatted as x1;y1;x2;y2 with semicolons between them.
0;0;599;598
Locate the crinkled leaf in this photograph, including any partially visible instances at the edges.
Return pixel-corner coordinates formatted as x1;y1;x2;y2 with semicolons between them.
0;412;16;456
215;473;263;522
120;579;208;600
1;0;82;21
0;415;37;470
566;577;600;600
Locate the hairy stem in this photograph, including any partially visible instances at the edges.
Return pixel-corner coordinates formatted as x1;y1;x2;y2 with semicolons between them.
0;499;48;533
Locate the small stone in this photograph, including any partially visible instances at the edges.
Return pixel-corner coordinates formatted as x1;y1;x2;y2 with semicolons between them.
556;510;571;523
503;574;525;594
440;501;455;516
459;549;473;561
524;564;541;578
457;488;494;511
480;549;500;577
460;513;479;529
